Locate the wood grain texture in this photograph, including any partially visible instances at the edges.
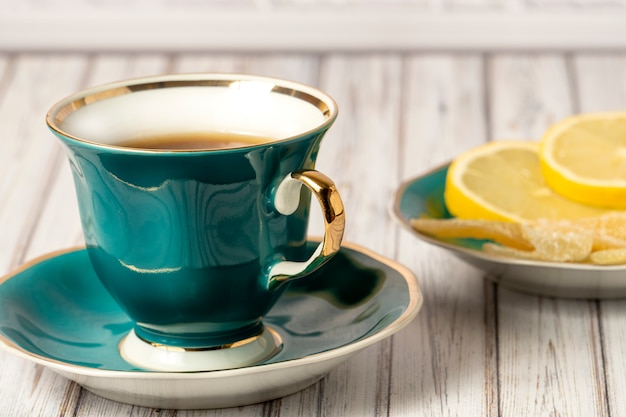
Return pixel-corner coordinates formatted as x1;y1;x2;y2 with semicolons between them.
1;51;626;417
24;54;172;261
574;53;626;417
0;55;87;273
314;54;403;255
393;54;496;417
0;54;89;417
488;54;608;417
488;54;574;141
311;54;403;417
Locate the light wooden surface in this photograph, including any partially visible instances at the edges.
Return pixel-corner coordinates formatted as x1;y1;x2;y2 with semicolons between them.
1;51;626;416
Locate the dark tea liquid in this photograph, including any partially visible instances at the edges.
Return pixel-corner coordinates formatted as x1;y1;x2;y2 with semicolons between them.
118;132;273;150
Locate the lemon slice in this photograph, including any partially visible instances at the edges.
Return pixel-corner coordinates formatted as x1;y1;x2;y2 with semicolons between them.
539;112;626;209
444;140;608;222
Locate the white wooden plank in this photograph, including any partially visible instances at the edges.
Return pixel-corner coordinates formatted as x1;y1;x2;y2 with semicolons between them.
597;298;626;417
574;54;626;113
173;53;320;86
394;54;495;417
0;54;87;271
573;52;626;417
400;54;489;165
488;54;574;141
313;54;403;256
25;54;171;261
488;54;609;417
0;54;13;188
497;290;607;416
2;10;626;51
0;53;90;417
35;54;178;417
87;53;173;86
302;54;403;416
0;54;174;417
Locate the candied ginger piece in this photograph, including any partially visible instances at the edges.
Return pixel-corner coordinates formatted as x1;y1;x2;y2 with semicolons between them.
590;248;626;265
520;224;592;262
572;211;626;240
482;243;545;261
533;218;626;251
589;232;626;251
410;218;532;250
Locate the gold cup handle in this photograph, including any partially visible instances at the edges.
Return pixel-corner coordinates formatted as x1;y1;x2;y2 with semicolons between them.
267;170;345;290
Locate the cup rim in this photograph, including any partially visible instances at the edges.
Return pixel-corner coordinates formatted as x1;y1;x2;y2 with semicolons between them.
46;72;339;154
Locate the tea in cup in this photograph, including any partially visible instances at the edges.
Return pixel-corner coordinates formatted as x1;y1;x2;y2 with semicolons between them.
46;74;345;371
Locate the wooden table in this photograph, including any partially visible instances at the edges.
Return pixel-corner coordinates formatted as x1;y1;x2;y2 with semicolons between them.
1;51;625;416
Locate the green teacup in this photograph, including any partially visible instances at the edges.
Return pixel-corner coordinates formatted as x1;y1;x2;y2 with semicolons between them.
46;74;345;371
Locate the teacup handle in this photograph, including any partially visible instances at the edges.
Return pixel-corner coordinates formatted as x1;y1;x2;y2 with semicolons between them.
267;170;345;290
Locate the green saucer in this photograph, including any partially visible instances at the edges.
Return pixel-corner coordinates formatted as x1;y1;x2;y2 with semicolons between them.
0;241;421;409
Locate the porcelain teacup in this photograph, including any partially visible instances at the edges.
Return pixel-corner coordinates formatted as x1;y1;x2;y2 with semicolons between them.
46;73;345;371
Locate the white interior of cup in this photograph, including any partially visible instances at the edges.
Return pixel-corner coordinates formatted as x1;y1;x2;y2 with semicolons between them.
52;77;334;147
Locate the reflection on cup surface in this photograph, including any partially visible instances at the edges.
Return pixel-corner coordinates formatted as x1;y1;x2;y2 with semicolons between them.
46;73;345;371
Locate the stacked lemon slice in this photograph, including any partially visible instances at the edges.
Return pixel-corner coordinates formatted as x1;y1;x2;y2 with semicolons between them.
443;140;607;222
412;112;626;265
540;112;626;209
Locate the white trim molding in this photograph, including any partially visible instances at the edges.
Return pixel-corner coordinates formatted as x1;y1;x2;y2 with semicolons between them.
1;9;626;51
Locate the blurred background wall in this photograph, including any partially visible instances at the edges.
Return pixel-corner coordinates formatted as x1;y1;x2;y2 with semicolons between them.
2;0;626;12
0;0;625;51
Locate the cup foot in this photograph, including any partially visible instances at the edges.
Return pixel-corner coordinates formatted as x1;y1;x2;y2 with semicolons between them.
119;326;283;372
